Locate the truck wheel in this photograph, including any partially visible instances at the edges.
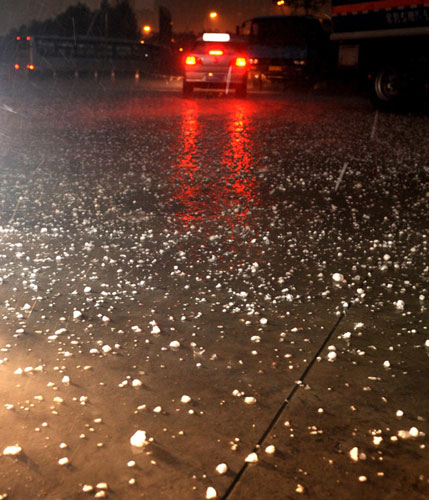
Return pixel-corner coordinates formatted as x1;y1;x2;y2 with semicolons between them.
182;81;193;97
371;66;403;109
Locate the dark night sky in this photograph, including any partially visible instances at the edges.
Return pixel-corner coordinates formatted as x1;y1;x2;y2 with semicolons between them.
0;0;280;36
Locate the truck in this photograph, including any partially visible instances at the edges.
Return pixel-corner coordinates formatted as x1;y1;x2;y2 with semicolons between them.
239;16;332;89
331;0;429;108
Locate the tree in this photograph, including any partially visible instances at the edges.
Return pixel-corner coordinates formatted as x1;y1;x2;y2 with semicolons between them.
8;0;139;40
272;0;326;16
108;1;139;40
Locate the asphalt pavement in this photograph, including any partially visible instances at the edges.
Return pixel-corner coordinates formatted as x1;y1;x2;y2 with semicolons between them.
0;76;428;499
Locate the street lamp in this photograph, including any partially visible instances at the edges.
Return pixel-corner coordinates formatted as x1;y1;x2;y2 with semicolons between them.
142;25;151;35
209;11;218;20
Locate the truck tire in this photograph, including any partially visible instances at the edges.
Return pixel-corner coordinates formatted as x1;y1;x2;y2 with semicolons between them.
371;65;404;109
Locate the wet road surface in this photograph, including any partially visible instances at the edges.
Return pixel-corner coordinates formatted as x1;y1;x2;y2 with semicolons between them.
0;78;428;499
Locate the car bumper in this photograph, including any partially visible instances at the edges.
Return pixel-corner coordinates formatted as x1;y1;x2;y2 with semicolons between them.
185;71;247;86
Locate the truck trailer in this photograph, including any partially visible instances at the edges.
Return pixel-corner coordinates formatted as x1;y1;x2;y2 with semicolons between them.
331;0;429;108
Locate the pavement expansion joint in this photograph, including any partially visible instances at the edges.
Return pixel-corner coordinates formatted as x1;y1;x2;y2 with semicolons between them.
220;302;351;500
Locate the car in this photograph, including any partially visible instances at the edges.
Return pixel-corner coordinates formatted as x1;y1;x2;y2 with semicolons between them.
182;33;248;97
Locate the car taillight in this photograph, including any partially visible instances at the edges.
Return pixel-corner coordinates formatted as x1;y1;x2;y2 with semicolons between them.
235;57;247;68
14;63;20;70
209;50;223;55
27;64;35;70
185;56;197;65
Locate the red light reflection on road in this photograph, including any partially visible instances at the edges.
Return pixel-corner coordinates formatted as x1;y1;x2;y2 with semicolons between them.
171;100;259;229
223;103;254;223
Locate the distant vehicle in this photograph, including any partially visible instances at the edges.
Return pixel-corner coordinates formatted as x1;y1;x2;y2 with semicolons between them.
239;15;332;88
12;35;166;76
331;0;429;108
182;33;248;97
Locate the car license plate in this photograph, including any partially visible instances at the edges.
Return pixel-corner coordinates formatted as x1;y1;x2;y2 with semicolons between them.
269;66;282;72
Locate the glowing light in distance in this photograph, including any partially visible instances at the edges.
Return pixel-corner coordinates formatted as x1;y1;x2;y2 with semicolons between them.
185;56;197;65
143;25;151;33
203;33;230;42
209;11;218;19
209;50;223;55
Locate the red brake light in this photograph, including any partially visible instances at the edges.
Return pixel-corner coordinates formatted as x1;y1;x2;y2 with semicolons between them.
16;36;21;41
26;36;31;41
235;57;247;68
14;63;20;70
27;64;35;70
209;50;223;55
185;56;197;65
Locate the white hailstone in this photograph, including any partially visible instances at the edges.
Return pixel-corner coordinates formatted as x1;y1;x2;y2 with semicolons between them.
82;485;94;493
383;360;390;368
240;291;248;298
245;452;258;463
206;486;217;499
95;492;106;499
396;410;404;418
62;375;70;385
425;340;429;347
59;443;68;449
180;395;191;404
127;460;136;467
151;325;161;335
96;482;108;490
3;445;22;456
102;315;110;322
265;445;276;454
373;436;383;446
129;478;136;485
102;345;112;354
332;273;344;283
296;484;305;494
58;457;70;466
260;317;268;325
53;397;64;404
22;303;31;311
14;368;23;375
55;328;67;335
84;286;91;294
131;326;142;333
394;300;405;311
327;351;337;362
169;340;180;349
130;430;148;448
244;396;257;405
132;379;142;388
383;254;391;261
349;447;359;462
73;310;82;320
250;336;261;343
358;476;367;482
409;427;419;437
419;295;425;301
153;406;162;413
216;463;228;474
